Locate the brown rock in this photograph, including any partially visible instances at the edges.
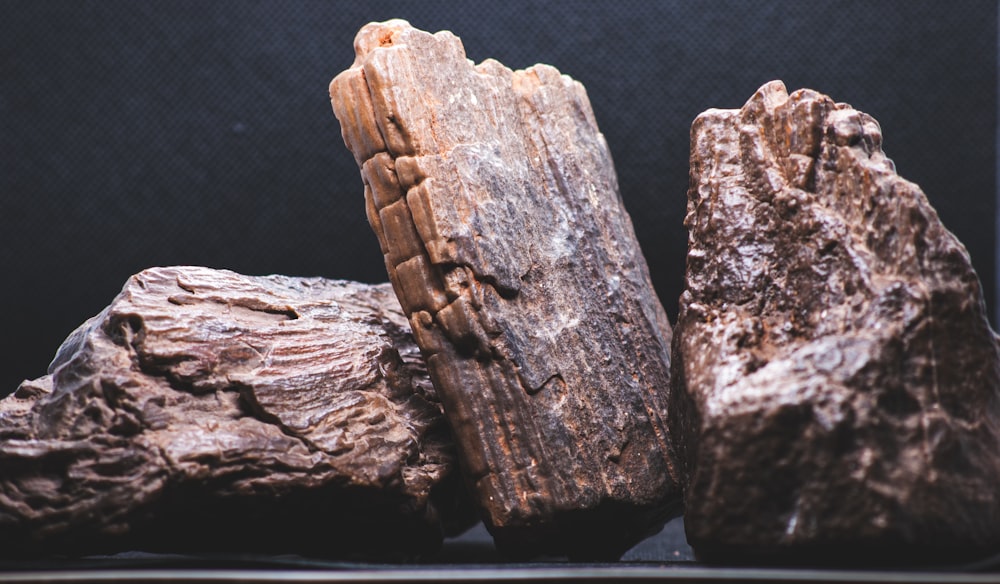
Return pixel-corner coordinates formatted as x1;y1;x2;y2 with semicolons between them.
672;80;1000;564
0;266;472;558
329;20;679;560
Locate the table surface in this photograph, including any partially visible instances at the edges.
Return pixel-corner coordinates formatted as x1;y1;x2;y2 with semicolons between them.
4;518;1000;583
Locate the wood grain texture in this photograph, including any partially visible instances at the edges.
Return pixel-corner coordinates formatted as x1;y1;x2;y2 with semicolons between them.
0;266;472;558
672;81;1000;565
330;20;679;559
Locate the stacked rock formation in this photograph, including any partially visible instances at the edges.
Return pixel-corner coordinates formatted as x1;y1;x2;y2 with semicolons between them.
670;80;1000;564
330;20;679;559
0;266;471;558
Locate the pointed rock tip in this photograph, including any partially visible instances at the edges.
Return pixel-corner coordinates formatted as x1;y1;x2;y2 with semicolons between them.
351;19;415;66
745;80;790;113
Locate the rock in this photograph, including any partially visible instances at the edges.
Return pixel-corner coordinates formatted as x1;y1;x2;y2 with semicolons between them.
329;20;679;559
0;266;473;558
672;80;1000;565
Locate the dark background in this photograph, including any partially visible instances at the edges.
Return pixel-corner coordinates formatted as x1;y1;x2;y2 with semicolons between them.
1;1;996;396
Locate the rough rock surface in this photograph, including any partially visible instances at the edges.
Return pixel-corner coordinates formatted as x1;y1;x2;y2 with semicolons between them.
330;20;679;559
0;266;471;558
672;80;1000;564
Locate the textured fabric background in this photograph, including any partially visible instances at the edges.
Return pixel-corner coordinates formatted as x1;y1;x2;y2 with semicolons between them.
1;1;996;395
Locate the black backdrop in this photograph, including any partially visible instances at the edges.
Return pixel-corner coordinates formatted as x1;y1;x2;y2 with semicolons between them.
2;1;996;396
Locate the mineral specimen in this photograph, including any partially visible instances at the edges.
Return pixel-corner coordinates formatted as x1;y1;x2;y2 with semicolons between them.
0;266;471;558
330;20;679;559
671;80;1000;564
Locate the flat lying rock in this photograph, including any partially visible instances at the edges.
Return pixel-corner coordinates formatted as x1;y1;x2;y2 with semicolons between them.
330;20;679;559
672;80;1000;564
0;266;472;558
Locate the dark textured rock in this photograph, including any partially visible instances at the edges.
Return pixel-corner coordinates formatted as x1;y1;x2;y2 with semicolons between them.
0;266;472;558
329;20;679;559
672;80;1000;564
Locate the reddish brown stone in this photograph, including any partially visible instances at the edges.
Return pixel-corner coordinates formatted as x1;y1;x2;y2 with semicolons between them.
0;266;472;558
672;81;1000;565
330;20;680;559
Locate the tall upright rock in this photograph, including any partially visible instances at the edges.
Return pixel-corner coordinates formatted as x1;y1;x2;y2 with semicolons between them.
672;80;1000;564
330;20;679;559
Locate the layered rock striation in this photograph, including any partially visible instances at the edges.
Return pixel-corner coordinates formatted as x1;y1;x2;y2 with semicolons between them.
330;20;679;559
0;266;471;558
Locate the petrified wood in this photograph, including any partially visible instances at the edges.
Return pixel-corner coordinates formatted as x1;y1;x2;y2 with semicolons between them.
330;20;679;559
0;266;471;558
672;80;1000;564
